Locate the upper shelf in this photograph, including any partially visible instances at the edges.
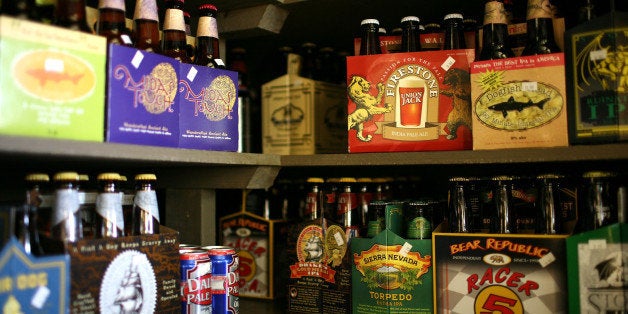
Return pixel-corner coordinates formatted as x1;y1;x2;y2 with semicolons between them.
1;135;627;187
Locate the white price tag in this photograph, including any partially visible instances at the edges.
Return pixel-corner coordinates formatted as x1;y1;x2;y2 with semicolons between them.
441;56;456;71
400;242;413;257
44;58;64;73
31;285;50;309
522;81;538;92
334;232;344;246
589;49;608;61
538;252;555;268
131;51;145;69
187;67;198;81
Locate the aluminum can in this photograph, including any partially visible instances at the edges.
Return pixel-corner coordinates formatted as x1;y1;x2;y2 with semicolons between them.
180;249;212;313
209;247;239;314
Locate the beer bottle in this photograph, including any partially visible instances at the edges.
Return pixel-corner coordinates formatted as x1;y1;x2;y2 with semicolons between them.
443;13;467;50
491;175;517;233
272;46;293;79
132;173;160;235
183;11;195;61
1;0;37;20
54;0;91;33
373;177;393;201
119;175;135;236
22;173;49;256
521;0;561;55
366;200;386;237
96;0;133;46
478;0;515;60
94;172;125;238
422;22;443;51
359;19;382;55
299;42;318;79
161;0;191;63
324;178;340;222
35;0;56;24
391;27;402;36
535;174;564;234
132;0;161;53
77;174;97;239
448;177;473;233
194;4;225;68
337;177;360;237
357;177;374;236
463;17;479;50
400;16;421;52
581;171;618;231
304;177;324;221
405;201;433;239
577;0;597;24
51;172;82;242
230;47;260;153
318;46;337;83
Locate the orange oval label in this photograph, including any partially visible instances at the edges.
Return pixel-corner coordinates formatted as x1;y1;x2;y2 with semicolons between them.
12;50;96;102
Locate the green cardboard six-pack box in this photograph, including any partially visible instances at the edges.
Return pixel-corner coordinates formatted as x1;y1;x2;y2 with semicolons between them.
0;16;106;141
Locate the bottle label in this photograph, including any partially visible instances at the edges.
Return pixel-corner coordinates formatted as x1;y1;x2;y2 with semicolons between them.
483;1;508;25
526;0;554;20
366;218;384;237
99;0;125;10
407;217;431;239
134;190;159;221
197;16;218;38
133;0;159;21
337;192;357;215
52;189;80;226
96;192;125;231
163;8;185;31
305;192;318;216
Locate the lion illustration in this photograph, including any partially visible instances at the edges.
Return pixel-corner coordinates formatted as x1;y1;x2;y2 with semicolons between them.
347;75;392;142
441;68;472;140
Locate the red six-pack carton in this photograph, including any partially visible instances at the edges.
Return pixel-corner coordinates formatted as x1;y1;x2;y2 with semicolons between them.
346;49;475;153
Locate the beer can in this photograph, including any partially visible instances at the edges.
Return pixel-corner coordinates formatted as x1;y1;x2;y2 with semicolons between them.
180;249;212;313
209;247;239;314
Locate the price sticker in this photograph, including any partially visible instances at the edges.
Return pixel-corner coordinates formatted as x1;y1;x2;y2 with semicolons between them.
441;56;456;71
187;66;198;81
132;51;145;69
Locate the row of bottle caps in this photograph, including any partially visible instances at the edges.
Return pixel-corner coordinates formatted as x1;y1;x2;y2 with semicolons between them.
17;171;161;256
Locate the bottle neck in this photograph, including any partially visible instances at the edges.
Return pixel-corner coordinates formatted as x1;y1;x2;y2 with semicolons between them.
443;20;466;50
55;0;91;32
401;22;420;52
359;24;382;55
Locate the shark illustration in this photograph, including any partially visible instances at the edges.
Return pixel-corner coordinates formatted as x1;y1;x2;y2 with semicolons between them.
488;96;548;118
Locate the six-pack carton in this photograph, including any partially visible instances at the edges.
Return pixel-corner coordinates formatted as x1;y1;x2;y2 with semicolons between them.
433;229;568;314
351;230;433;313
470;53;569;150
567;223;628;313
105;44;180;148
0;16;106;142
178;63;240;151
346;49;475;153
219;190;288;300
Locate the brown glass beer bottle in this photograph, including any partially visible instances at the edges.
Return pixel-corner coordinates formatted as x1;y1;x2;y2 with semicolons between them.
96;0;133;46
161;0;191;63
94;172;125;238
443;13;467;50
400;16;421;52
1;0;37;20
478;0;515;60
54;0;92;33
132;173;160;235
21;173;49;256
50;172;83;242
133;0;161;53
359;19;382;55
194;4;225;68
521;0;561;55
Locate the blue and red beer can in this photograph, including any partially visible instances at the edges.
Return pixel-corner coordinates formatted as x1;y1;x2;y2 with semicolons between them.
207;247;239;314
180;248;212;313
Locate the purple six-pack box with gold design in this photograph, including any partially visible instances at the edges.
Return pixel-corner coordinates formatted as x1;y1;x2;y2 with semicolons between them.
178;63;239;151
105;44;180;148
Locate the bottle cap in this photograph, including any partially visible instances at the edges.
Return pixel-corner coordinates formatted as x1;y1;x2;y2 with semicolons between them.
97;172;122;181
198;4;217;11
306;177;324;183
583;171;616;178
449;176;470;182
378;27;387;34
536;173;564;180
444;13;464;21
339;177;357;183
401;16;420;23
360;18;379;26
78;174;89;181
357;177;373;183
135;173;157;181
25;173;50;182
491;175;514;181
53;172;80;181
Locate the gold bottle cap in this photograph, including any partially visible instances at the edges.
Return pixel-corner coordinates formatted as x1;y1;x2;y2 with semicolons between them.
135;173;157;181
583;171;615;178
53;172;80;181
119;175;128;182
356;177;373;183
491;175;514;181
449;176;470;182
536;173;564;180
78;174;89;181
339;177;357;183
306;177;324;183
97;172;121;181
25;173;50;182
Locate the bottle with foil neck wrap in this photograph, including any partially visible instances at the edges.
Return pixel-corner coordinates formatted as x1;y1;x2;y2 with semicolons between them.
132;173;160;235
521;0;561;55
478;0;515;60
161;0;191;63
133;0;161;53
96;0;133;46
94;172;125;238
51;172;83;243
194;3;225;68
